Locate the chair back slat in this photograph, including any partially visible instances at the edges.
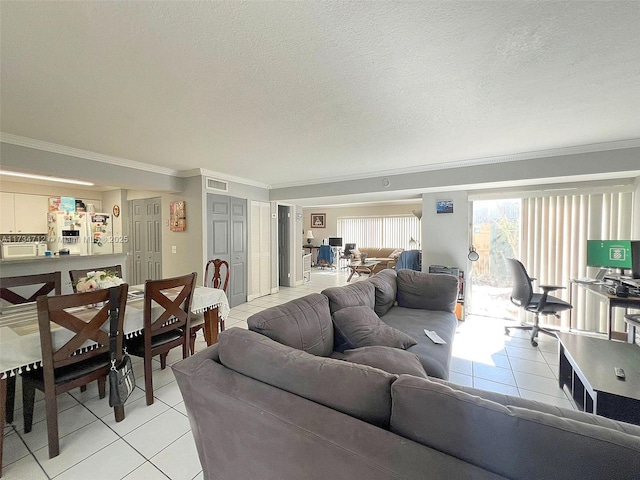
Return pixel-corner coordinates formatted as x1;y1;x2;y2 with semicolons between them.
37;285;128;371
204;260;229;293
69;266;123;292
144;273;197;337
0;272;62;304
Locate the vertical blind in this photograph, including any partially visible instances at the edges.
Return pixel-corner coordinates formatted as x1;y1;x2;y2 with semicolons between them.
520;191;634;333
337;215;421;250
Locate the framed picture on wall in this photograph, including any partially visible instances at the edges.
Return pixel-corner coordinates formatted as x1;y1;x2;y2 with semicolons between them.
436;200;454;214
170;200;187;231
311;213;326;228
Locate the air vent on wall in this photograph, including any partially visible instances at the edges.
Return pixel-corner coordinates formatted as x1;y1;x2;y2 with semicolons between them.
206;177;229;192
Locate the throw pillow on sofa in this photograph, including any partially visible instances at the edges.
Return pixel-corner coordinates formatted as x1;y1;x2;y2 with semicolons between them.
332;305;417;353
247;293;334;356
331;346;428;378
366;269;397;316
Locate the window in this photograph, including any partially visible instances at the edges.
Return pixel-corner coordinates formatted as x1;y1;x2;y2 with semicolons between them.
470;186;634;334
337;215;421;249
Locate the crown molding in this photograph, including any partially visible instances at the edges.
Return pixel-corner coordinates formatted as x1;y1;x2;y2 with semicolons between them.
269;138;640;189
0;133;270;189
1;132;180;176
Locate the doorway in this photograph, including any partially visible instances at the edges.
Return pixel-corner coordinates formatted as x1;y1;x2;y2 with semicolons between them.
278;205;292;287
206;194;247;308
470;199;521;320
129;197;162;285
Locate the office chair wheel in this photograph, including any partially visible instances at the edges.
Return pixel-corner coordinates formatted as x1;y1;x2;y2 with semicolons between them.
504;327;510;336
530;339;538;347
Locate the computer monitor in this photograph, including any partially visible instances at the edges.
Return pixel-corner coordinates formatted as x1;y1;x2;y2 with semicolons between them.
328;237;343;247
631;240;640;279
586;240;633;275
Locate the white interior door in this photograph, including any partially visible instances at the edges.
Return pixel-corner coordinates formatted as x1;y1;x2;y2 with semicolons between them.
250;200;271;300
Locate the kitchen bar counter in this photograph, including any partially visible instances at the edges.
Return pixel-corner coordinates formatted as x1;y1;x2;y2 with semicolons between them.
0;253;127;293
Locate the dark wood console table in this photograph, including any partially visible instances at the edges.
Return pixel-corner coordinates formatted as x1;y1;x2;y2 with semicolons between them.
558;332;640;425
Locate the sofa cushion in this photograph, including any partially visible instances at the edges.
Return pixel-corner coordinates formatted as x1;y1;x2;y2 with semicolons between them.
396;270;458;312
322;281;375;315
381;307;457;380
332;306;417;353
247;293;334;356
331;346;428;378
390;375;640;480
218;328;395;428
366;269;397;316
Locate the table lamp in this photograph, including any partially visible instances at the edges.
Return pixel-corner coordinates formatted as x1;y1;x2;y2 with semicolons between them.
306;230;315;244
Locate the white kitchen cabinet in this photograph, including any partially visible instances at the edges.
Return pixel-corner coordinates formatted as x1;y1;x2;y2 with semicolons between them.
0;192;16;233
0;193;49;233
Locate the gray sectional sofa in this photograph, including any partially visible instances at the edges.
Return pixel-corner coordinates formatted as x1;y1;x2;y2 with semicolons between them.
173;269;640;479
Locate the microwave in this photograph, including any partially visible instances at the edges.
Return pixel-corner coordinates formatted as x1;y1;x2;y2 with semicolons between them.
1;242;46;259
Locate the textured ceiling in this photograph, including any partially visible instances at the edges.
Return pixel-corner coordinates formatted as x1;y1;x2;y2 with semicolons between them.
1;1;639;188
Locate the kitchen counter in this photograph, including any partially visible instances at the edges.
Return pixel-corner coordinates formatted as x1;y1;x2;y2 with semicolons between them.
0;253;127;293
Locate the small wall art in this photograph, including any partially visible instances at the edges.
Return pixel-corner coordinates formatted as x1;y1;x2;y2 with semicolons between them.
170;200;187;232
311;213;326;228
436;200;454;214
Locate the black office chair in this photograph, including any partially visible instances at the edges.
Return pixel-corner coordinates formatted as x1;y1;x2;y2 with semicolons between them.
339;243;356;269
505;258;572;346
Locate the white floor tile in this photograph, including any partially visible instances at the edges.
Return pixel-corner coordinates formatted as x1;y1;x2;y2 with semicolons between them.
154;381;185;407
512;371;567;398
19;403;98;452
472;363;516;386
54;439;146;480
101;395;170;436
518;389;574;409
124;409;191;458
173;402;188;416
449;357;472;376
505;344;547;363
508;357;555;378
0;452;48;480
2;428;30;467
151;431;202;480
448;372;473;388
122;460;172;479
33;420;119;478
472;378;520;396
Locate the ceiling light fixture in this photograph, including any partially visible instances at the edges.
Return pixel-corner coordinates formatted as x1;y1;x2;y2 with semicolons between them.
0;170;94;186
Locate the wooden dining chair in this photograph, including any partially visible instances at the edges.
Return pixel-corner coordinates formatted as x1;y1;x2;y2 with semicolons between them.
21;284;129;459
126;272;197;405
0;271;62;430
0;271;62;305
189;259;229;354
69;265;123;292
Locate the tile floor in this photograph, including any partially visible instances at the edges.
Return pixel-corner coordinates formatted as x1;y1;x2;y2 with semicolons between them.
2;268;576;479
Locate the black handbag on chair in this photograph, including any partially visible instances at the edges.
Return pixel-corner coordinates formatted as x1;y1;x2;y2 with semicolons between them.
108;287;135;407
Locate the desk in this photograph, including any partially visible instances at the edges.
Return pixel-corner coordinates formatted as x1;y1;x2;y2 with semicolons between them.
569;280;640;341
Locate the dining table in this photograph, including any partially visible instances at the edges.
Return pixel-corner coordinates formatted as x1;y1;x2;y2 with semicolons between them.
0;284;229;379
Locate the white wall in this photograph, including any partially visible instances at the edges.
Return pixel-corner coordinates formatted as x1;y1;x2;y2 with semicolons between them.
421;191;470;274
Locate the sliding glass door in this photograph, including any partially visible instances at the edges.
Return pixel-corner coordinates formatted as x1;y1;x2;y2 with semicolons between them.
470;199;521;319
